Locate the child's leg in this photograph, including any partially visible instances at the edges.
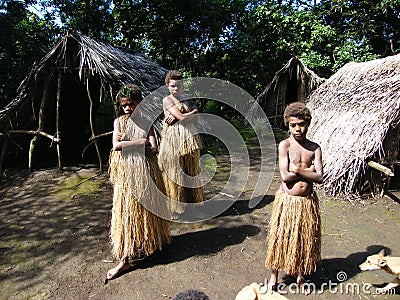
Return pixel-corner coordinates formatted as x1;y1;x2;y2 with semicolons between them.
105;256;131;283
268;269;278;291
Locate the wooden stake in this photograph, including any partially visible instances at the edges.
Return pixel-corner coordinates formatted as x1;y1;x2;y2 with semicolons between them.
0;138;9;172
367;161;394;176
56;69;63;171
3;130;60;142
86;79;103;172
89;131;113;141
29;75;51;172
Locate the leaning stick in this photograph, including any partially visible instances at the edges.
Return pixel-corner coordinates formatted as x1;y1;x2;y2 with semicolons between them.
0;130;61;143
367;161;394;176
88;131;113;141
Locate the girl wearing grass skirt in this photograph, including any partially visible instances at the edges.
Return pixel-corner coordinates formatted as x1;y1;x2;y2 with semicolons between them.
106;84;170;282
158;70;204;218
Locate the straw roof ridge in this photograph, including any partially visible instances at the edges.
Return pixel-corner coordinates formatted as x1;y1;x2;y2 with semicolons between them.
306;54;400;196
256;56;324;103
252;56;324;128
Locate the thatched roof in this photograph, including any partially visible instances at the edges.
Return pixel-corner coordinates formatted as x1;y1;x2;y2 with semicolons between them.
307;54;400;196
0;32;168;170
255;57;324;128
0;32;167;130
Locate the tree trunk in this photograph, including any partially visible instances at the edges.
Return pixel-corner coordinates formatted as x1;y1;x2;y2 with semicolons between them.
56;69;63;171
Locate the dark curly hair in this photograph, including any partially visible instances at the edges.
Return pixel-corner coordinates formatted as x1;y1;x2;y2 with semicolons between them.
116;84;143;103
283;102;312;127
165;70;183;85
173;289;210;300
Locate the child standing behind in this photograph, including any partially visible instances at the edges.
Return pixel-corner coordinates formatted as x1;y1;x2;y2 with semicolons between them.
106;84;170;282
158;70;204;218
265;102;323;292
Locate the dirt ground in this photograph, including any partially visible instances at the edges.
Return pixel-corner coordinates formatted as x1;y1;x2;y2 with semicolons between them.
0;150;400;300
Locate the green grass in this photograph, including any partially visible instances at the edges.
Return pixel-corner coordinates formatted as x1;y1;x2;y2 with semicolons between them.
49;174;103;202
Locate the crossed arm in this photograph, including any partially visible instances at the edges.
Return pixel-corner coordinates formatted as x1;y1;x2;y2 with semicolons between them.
278;140;323;184
163;97;198;125
112;119;157;154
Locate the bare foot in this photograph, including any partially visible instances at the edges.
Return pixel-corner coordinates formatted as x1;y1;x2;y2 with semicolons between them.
104;257;131;284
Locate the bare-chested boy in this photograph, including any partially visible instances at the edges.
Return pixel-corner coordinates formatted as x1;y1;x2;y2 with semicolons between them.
265;102;323;293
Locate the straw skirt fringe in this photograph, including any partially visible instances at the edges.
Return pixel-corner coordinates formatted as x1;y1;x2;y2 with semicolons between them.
158;118;204;213
265;187;321;275
108;117;170;261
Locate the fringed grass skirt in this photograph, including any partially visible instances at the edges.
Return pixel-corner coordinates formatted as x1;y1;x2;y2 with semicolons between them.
109;151;171;261
158;121;204;214
162;151;205;214
265;187;321;275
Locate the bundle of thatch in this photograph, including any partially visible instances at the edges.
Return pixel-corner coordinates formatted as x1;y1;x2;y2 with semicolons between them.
0;32;167;171
307;54;400;196
255;57;324;128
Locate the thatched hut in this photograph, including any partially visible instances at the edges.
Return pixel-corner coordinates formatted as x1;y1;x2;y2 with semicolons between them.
307;54;400;197
255;57;324;128
0;32;167;172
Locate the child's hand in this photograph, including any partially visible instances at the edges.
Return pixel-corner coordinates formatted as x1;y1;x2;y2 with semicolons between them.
136;138;149;145
117;132;125;141
165;115;176;125
305;165;316;172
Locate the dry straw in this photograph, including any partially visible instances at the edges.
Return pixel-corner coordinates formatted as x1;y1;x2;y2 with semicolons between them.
307;54;400;196
109;115;170;260
265;189;321;275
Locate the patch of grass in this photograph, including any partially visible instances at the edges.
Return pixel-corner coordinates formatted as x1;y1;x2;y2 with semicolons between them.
200;155;217;173
50;174;103;202
0;281;17;300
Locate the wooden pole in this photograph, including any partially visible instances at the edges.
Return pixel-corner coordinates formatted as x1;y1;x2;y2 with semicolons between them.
0;138;9;172
367;161;394;176
89;131;113;141
1;130;60;142
29;75;51;172
56;69;63;170
86;79;103;172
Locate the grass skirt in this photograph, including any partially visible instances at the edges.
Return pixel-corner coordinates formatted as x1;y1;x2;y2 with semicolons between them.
265;187;321;275
108;117;171;260
158;119;204;214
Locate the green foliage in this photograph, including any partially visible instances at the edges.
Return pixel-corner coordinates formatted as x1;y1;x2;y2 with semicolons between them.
54;0;115;40
0;0;58;107
2;0;400;114
332;39;380;72
112;0;251;75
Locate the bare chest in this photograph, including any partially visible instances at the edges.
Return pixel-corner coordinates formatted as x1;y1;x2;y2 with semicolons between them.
288;144;315;167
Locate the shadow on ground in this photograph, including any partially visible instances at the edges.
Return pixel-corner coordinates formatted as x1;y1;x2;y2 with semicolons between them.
121;224;260;276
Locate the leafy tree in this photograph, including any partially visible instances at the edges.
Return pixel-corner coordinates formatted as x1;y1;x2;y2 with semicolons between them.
48;0;115;40
112;0;251;75
0;0;57;107
3;0;400;112
327;0;400;55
